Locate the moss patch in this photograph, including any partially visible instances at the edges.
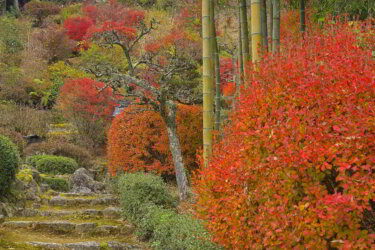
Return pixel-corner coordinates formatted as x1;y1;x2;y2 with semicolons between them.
16;168;33;183
6;216;125;227
0;238;41;250
38;204;111;211
0;228;144;246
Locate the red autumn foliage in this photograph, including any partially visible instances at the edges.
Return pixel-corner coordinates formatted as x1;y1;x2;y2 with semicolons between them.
83;0;145;42
219;57;236;96
64;16;93;41
59;78;117;122
193;20;375;249
108;104;202;176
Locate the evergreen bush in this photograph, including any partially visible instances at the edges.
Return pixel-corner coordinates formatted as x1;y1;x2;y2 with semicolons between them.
41;175;70;192
0;135;20;196
117;172;177;224
26;155;78;175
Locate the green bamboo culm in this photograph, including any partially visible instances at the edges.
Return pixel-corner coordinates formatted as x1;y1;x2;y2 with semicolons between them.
240;0;250;78
251;0;262;64
272;0;280;53
261;0;268;48
237;5;244;85
210;0;221;134
202;0;213;167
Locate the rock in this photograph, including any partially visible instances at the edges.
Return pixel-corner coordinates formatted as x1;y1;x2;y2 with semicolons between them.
32;203;41;209
0;202;16;217
31;168;41;184
73;186;92;194
95;225;120;235
75;222;97;233
40;183;49;193
91;197;118;205
3;221;33;228
88;181;105;192
49;197;91;206
108;241;142;250
63;241;100;250
35;221;76;233
22;209;39;217
25;179;40;201
40;210;73;217
71;168;105;193
28;242;63;249
24;134;44;145
103;207;122;218
0;215;4;224
82;209;103;216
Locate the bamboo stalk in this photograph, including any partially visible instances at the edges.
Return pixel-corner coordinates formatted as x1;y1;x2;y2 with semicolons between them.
202;0;213;167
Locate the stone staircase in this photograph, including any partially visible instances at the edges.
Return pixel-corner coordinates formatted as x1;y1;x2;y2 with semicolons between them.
0;192;147;249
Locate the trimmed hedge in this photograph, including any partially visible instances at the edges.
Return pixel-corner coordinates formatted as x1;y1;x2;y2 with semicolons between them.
41;175;70;192
0;135;20;196
26;155;78;175
138;206;220;250
117;172;177;224
117;172;220;250
24;140;92;168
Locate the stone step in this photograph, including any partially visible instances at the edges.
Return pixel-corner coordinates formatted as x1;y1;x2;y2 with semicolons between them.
20;207;122;218
59;192;105;197
47;196;118;207
28;241;142;249
2;220;130;235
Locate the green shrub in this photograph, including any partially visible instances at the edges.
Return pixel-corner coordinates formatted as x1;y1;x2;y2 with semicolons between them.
16;168;33;183
24;140;92;168
0;127;25;154
117;173;177;223
137;206;220;250
26;155;78;175
25;155;45;166
41;175;70;192
0;135;20;196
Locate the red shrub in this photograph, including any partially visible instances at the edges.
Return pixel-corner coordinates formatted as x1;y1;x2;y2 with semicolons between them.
64;16;93;41
193;21;374;249
108;104;202;176
58;78;118;146
59;78;117;121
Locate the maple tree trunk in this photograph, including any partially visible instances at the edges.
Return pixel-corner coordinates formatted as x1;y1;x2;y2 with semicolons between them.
272;0;280;53
240;0;250;75
251;0;262;64
210;0;221;133
300;0;306;33
202;0;213;167
163;100;188;200
261;0;268;48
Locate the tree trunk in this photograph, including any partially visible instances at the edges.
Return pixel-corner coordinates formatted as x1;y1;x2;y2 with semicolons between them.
272;0;280;53
240;0;250;70
261;0;268;49
210;0;221;133
0;0;6;15
202;0;213;167
267;0;273;52
300;0;305;33
13;0;19;13
237;5;244;85
251;0;262;64
163;100;189;200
